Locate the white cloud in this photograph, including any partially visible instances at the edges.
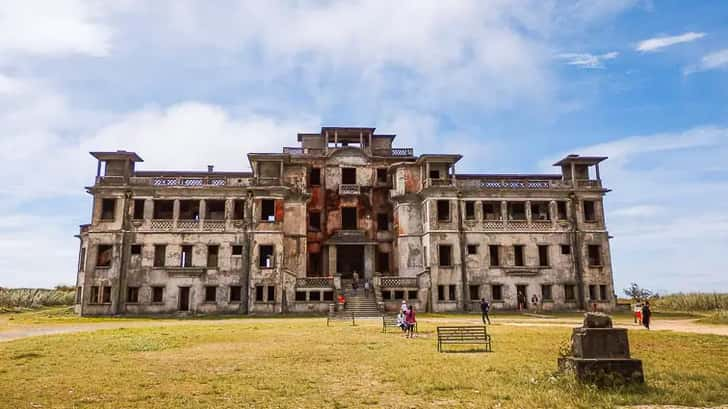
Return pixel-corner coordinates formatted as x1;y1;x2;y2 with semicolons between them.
546;126;728;292
684;48;728;75
636;32;706;52
557;51;619;69
0;0;113;58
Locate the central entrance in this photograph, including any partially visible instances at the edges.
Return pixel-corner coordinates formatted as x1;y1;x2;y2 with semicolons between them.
336;245;364;279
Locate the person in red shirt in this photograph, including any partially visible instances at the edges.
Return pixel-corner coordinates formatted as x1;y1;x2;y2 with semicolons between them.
337;294;346;310
404;306;417;338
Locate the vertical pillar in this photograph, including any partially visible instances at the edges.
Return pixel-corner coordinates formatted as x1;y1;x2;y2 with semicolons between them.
425;162;430;187
525;200;532;224
501;200;508;227
328;245;337;278
364;244;375;280
549;200;557;228
172;199;180;228
595;164;601;180
199;199;206;231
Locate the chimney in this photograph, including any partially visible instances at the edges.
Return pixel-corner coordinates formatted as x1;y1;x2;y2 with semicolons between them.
208;165;214;173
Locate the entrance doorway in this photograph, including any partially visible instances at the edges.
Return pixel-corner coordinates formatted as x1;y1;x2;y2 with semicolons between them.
516;285;527;310
179;287;190;311
336;245;364;278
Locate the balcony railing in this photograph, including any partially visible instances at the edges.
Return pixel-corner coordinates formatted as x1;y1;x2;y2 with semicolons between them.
424;178;453;188
339;184;360;195
372;148;414;157
283;147;325;156
296;277;334;289
203;220;225;231
379;276;418;288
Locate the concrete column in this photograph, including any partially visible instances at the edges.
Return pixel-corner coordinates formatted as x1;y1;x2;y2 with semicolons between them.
501;201;508;226
526;200;532;224
550;200;557;228
144;199;153;221
172;199;180;228
364;244;375;280
328;245;337;277
199;199;206;231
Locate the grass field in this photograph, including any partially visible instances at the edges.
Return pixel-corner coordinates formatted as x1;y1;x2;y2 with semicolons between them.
2;314;727;409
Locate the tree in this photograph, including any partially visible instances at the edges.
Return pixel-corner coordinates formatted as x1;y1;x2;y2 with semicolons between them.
623;282;653;302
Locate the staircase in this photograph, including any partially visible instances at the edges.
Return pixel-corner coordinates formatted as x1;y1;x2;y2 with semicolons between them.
335;279;381;318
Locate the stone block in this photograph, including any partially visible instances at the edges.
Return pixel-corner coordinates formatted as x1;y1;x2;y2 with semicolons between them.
571;328;630;359
558;357;644;384
583;312;613;328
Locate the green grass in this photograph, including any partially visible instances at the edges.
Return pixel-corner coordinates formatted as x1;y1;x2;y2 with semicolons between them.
652;293;728;312
697;310;728;325
1;317;727;408
0;287;74;312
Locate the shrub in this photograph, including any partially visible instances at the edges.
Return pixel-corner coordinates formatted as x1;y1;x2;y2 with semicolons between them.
652;293;728;312
0;288;75;310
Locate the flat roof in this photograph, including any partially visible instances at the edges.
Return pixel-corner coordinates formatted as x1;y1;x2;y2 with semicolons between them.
553;154;607;166
458;173;562;180
90;151;143;162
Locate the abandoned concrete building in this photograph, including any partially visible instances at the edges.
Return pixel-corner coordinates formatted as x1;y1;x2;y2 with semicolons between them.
74;127;616;316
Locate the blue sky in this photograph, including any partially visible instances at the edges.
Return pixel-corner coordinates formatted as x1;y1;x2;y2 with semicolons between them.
1;1;727;294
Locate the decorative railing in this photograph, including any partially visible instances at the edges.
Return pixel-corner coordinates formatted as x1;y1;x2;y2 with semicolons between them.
283;147;325;156
339;184;360;195
203;220;225;231
144;177;227;187
296;277;334;288
380;276;418;288
150;219;173;230
481;180;552;189
425;178;453;188
96;176;125;185
177;220;199;230
372;148;414;157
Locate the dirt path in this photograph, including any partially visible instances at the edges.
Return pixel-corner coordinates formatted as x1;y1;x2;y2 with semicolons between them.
1;316;725;343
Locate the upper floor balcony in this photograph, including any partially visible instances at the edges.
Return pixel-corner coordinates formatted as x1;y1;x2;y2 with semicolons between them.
339;184;361;195
281;146;414;157
455;175;604;191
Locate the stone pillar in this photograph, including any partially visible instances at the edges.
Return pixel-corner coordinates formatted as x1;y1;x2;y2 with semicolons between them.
364;244;375;280
199;199;206;231
526;200;532;224
501;201;508;226
328;245;337;276
172;199;180;228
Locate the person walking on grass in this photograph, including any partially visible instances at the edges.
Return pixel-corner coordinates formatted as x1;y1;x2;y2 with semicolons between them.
405;305;417;338
480;298;491;325
642;300;652;330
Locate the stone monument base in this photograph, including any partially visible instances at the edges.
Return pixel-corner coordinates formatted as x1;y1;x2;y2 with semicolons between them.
558;357;644;384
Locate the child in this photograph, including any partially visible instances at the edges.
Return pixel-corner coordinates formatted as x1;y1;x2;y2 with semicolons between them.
405;306;417;338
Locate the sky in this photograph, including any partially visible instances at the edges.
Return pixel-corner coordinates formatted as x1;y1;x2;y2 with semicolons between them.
1;0;727;294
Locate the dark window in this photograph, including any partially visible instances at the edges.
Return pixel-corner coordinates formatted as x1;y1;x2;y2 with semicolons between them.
394;290;404;300
261;199;275;222
589;285;597;300
179;200;200;220
207;245;219;268
100;198;116;220
376;168;387;184
541;285;552;301
232;245;243;256
295;291;307;301
484;202;500;220
126;287;139;303
308;252;321;275
96;245;112;267
341;207;357;229
154;245;166;267
323;291;334;301
469;285;480;300
259;245;274;268
255;285;264;302
532;201;550;221
310;168;321;185
588;245;602;266
508;202;526;220
407;290;417;300
89;286;99;304
489;245;500;267
383;290;393;300
429;169;440;179
538;245;549;267
465;201;475;220
267;286;275;302
233;200;245;220
437;285;445;301
78;247;86;271
309;291;321;301
152;287;164;303
376;250;389;273
599;285;608;301
448;285;456;301
230;286;242;302
557;201;568;220
102;286;112;304
377;213;388;231
206;200;225;220
439;245;452;267
205;286;217;303
130;244;142;255
153;200;174;219
467;244;478;255
514;245;525;266
583;200;596;222
437;200;450;221
561;244;571;255
492;285;503;301
133;199;145;220
564;285;576;301
342;167;356;184
309;211;321;231
180;245;193;267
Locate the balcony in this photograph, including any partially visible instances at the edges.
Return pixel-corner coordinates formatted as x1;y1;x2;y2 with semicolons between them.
372;147;414;157
379;276;418;288
339;184;360;195
296;277;334;289
424;178;453;188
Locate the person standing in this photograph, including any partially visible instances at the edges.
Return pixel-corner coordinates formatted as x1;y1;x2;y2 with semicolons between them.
405;306;417;338
400;299;408;313
642;301;652;330
479;298;491;324
364;280;370;297
531;294;539;312
517;291;526;311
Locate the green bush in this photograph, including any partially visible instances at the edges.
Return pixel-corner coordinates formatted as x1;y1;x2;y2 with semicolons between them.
652;293;728;312
0;288;75;310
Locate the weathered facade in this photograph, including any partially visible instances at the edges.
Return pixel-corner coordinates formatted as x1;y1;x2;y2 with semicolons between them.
74;127;616;315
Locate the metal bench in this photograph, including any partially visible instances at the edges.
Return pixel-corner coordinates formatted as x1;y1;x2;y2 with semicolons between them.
382;314;417;333
436;326;492;352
